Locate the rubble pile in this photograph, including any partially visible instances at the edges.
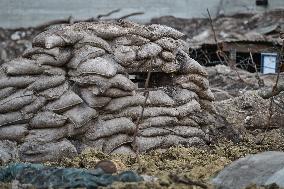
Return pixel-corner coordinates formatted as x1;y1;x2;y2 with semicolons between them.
0;20;215;163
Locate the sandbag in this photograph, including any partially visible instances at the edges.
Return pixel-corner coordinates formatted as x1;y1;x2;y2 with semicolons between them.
104;95;146;112
4;58;44;75
39;81;69;100
0;124;28;142
19;139;77;162
0;87;15;100
101;106;143;120
31;48;72;66
161;61;181;73
143;107;179;118
0;90;35;113
175;74;209;90
74;34;112;53
113;45;137;66
137;42;162;59
167;126;206;138
21;96;47;114
180;57;208;76
147;24;185;40
86;117;136;140
171;88;198;105
80;88;111;108
0;140;18;165
113;34;150;46
178;117;199;127
103;88;134;98
70;75;111;92
161;51;175;61
111;145;135;155
27;75;65;91
139;128;171;137
110;74;136;91
139;116;178;129
29;111;68;129
67;45;105;69
45;90;83;112
77;57;117;77
154;37;178;51
0;112;33;127
24;127;68;143
42;65;66;76
0;76;37;89
63;104;97;128
147;90;175;106
23;47;63;58
176;100;201;117
103;134;133;154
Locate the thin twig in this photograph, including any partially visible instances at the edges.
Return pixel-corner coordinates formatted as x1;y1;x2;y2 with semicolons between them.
132;58;153;170
249;51;264;88
97;9;121;20
169;173;208;189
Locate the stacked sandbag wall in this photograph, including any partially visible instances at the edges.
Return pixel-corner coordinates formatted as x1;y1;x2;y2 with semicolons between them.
0;20;215;162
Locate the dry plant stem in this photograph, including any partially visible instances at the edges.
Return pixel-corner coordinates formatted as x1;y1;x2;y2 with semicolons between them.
259;35;284;144
249;51;264;88
132;58;154;169
169;173;208;189
207;9;246;83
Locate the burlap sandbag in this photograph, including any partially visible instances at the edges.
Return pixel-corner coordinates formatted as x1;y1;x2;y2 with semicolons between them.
137;42;162;59
143;107;179;118
80;88;111;108
27;75;65;91
21;96;47;114
110;74;137;91
42;65;66;76
86;117;135;140
113;34;149;46
0;124;28;142
45;90;83;112
139;128;171;137
103;134;133;154
103;88;134;98
139;116;178;129
67;45;105;69
0;87;15;100
177;117;199;127
113;45;138;66
171;88;198;105
161;51;175;62
70;75;111;93
181;82;214;101
74;34;112;53
179;56;208;76
29;111;68;129
0;76;37;89
63;104;97;128
0;112;33;127
19;139;77;162
4;58;44;75
161;61;181;73
174;74;209;90
104;95;146;112
176;100;201;117
154;37;178;51
0;90;35;113
77;57;117;77
101;106;143;120
39;81;69;100
147;90;175;106
111;145;135;155
23;47;64;58
0;140;18;165
147;24;185;40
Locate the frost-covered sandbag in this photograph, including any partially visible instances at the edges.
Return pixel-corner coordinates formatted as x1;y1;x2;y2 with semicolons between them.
104;95;145;112
161;51;175;61
178;117;199;127
19;139;77;162
110;74;136;91
21;96;47;114
180;57;208;76
103;134;133;154
147;90;175;106
176;100;201;117
139;116;178;129
175;74;209;90
24;127;67;143
147;24;185;40
42;65;66;76
111;145;135;155
31;48;72;66
0;112;33;127
0;90;35;113
143;107;179;118
64;104;97;128
0;76;37;89
155;37;178;51
39;81;69;100
80;88;111;108
70;75;111;92
0;140;18;165
4;58;44;75
137;42;162;59
113;45;137;66
27;75;65;91
198;89;215;101
166;126;206;138
113;34;150;46
0;124;28;142
103;88;134;98
171;88;198;105
0;87;15;100
161;61;180;73
68;45;105;69
23;47;64;58
101;106;143;120
77;57;117;77
139;128;171;137
29;111;67;129
45;90;83;112
75;34;112;53
86;117;135;140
